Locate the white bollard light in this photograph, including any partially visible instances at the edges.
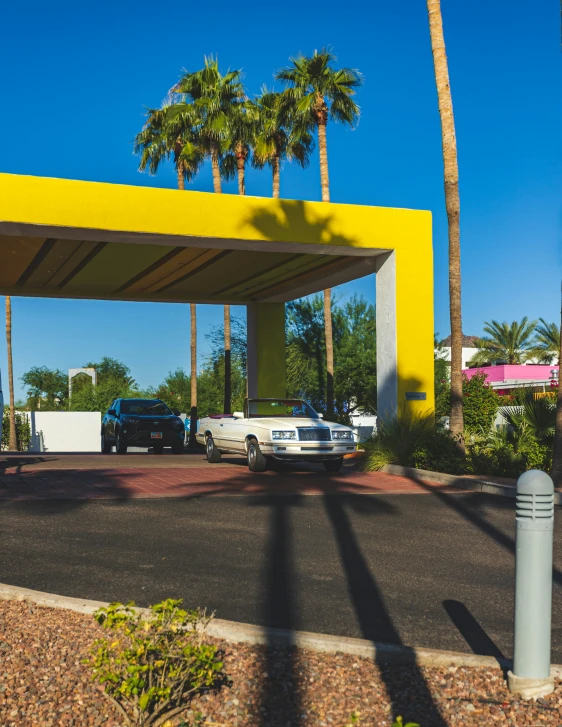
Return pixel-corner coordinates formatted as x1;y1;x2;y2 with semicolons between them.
508;469;555;700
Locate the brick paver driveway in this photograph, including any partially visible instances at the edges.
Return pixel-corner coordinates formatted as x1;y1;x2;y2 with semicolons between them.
0;452;458;501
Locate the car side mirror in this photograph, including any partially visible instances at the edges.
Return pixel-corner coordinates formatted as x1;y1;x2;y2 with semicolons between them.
108;409;117;417
232;411;244;419
173;409;181;416
318;413;324;419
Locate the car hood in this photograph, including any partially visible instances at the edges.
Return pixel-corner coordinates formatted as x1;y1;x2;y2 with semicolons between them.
251;418;351;430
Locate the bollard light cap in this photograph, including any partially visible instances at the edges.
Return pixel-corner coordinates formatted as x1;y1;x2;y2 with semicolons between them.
517;469;554;496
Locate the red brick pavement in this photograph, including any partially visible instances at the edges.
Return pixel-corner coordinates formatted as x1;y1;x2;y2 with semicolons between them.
0;461;463;500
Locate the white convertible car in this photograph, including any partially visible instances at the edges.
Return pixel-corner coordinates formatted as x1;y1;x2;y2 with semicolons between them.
197;398;356;472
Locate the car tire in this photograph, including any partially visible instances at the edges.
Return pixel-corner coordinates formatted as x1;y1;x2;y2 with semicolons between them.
153;444;164;455
323;457;343;473
206;436;222;463
115;430;127;454
247;439;267;472
101;432;112;454
171;443;184;455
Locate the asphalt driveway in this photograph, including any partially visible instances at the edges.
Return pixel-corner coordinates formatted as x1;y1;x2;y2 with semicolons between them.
1;490;561;661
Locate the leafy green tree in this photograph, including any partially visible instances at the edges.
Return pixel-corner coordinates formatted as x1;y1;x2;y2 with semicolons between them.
434;335;450;420
531;318;561;364
206;316;247;379
469;318;537;366
251;88;313;198
21;366;68;410
152;368;191;414
83;357;136;387
439;372;499;434
286;294;376;421
276;49;363;417
68;376;140;414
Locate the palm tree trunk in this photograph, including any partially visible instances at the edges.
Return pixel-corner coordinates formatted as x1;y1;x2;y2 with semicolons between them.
188;303;198;448
177;163;185;191
224;305;231;414
427;0;464;443
211;143;222;194
5;296;17;450
317;116;330;204
236;144;246;196
272;157;280;199
551;283;562;485
317;111;335;420
324;288;334;418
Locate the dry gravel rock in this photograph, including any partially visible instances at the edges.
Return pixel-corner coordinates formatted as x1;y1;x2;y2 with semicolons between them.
1;599;561;726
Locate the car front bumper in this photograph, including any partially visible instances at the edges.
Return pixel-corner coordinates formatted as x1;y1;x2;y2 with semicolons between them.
260;442;355;460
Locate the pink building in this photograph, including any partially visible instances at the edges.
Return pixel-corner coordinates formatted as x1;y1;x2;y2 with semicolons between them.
463;364;559;394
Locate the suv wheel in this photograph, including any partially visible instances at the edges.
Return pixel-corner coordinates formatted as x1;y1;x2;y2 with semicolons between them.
101;431;112;454
115;430;127;454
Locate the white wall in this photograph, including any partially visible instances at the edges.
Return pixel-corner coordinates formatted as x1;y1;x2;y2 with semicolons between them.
26;411;101;452
440;346;479;369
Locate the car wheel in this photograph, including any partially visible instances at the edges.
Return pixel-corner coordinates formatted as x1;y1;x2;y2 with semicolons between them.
101;431;112;454
171;443;184;455
323;457;343;473
115;430;127;454
152;444;164;455
206;436;221;463
247;439;267;472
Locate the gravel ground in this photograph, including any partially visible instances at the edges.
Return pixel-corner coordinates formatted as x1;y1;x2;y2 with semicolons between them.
1;600;562;727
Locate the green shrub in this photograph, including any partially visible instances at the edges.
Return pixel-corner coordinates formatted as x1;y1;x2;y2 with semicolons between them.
439;372;500;434
1;407;31;451
411;430;465;475
88;599;224;727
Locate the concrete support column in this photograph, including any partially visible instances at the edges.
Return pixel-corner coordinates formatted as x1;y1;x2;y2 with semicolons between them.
375;248;434;420
246;302;286;399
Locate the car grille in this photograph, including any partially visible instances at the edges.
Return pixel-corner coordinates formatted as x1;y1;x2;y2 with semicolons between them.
298;428;331;442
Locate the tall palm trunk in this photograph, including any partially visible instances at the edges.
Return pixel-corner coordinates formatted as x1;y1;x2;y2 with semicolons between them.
5;296;17;450
316;104;334;418
176;164;185;190
224;305;231;413
324;288;334;418
427;0;464;442
236;144;246;196
551;283;562;485
188;303;198;448
272;156;280;199
210;142;222;194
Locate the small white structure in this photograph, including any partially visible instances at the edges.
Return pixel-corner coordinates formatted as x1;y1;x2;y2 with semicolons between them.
349;411;377;442
68;368;97;398
26;411;101;452
439;334;480;370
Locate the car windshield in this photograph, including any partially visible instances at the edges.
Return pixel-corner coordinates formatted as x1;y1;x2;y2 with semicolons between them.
121;400;172;416
248;399;319;419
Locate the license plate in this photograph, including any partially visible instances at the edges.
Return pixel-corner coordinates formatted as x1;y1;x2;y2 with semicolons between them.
151;432;163;439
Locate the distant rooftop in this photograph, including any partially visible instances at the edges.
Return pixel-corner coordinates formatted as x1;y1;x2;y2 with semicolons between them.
440;334;480;347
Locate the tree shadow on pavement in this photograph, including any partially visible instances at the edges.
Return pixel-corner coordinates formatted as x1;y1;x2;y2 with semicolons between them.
323;494;448;727
250;494;304;727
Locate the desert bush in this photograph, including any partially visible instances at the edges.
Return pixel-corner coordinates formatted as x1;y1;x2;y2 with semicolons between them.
87;599;224;727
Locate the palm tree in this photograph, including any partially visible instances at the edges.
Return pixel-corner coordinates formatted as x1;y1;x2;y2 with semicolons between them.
551;285;562;485
251;88;313;198
5;297;17;450
531;318;561;364
134;105;203;189
427;0;464;440
221;101;256;196
173;56;245;195
276;49;362;418
469;318;537;366
188;303;198;448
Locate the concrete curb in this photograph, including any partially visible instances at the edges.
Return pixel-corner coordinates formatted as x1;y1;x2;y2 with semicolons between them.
2;582;561;678
381;464;562;506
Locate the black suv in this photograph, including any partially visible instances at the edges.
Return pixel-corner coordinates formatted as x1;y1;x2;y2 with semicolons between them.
101;398;185;454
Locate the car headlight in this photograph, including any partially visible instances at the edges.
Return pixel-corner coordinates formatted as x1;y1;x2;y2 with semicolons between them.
272;431;297;440
332;430;353;440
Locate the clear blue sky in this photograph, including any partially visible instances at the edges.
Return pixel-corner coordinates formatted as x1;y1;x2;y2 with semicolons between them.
0;0;559;398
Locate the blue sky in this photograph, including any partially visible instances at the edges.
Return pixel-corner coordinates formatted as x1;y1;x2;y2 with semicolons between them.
0;0;559;398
